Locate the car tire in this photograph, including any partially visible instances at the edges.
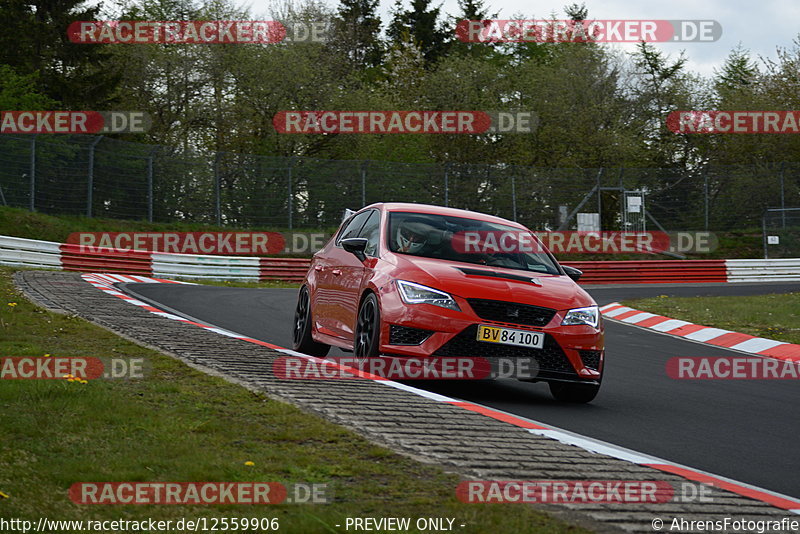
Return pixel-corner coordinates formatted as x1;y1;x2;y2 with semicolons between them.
354;292;381;361
548;381;600;403
292;286;330;357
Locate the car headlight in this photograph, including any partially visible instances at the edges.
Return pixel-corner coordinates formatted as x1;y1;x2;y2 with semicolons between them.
561;305;599;327
396;280;460;311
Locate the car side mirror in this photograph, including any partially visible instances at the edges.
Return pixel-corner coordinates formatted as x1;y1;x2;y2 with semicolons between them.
341;237;368;262
562;265;582;282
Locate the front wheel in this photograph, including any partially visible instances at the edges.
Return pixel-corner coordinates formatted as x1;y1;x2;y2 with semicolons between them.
548;381;600;403
292;286;330;357
354;293;381;361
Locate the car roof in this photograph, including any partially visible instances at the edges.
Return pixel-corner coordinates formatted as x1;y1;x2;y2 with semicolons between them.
364;202;526;229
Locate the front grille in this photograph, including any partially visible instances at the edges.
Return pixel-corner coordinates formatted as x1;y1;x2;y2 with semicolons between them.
389;324;433;345
432;324;577;376
467;298;556;327
579;350;602;371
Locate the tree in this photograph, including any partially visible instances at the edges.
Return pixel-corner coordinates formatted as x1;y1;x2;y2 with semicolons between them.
0;0;119;109
626;42;700;167
714;45;757;97
0;65;56;110
387;0;449;65
330;0;384;71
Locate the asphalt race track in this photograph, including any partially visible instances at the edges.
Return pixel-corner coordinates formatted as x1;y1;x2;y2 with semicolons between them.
123;281;800;499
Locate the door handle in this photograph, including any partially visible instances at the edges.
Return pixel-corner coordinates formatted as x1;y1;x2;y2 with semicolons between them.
314;266;323;272
331;269;342;276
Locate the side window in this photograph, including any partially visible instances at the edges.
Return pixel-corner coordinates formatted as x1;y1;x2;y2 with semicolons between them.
336;210;372;245
358;210;381;257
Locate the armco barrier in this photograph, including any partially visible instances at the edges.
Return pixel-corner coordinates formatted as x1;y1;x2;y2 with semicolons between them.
563;260;728;284
726;259;800;282
59;243;153;275
1;235;799;284
152;252;260;280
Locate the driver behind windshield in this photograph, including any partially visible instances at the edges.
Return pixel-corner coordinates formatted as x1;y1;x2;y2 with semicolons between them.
394;218;438;254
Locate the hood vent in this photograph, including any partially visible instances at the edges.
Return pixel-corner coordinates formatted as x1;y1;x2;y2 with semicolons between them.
457;267;541;285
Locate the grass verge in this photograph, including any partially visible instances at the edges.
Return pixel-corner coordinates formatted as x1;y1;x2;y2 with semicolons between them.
621;293;800;345
0;267;588;534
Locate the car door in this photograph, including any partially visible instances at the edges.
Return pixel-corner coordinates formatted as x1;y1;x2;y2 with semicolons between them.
317;210;377;339
330;209;382;341
311;210;371;337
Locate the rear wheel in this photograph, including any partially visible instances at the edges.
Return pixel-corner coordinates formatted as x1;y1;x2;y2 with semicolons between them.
292;286;330;357
354;293;381;361
548;381;600;403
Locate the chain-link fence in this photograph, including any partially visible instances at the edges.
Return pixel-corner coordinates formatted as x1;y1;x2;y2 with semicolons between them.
763;208;800;258
1;134;799;232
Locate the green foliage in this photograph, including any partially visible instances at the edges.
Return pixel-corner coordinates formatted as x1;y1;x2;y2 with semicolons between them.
0;65;56;110
0;0;119;109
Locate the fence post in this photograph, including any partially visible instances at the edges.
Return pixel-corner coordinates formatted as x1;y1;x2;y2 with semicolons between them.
511;176;517;221
214;152;222;226
704;168;709;231
87;135;103;217
762;213;768;260
596;168;604;227
147;147;157;223
29;135;37;212
361;160;368;207
287;157;294;230
779;162;786;229
443;163;449;207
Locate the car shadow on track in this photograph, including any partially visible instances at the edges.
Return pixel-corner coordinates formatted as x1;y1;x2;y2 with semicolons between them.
397;378;602;409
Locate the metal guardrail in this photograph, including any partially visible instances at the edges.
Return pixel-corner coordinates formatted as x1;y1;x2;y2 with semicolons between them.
2;235;799;283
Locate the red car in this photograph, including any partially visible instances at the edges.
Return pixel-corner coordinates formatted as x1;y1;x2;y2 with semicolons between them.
292;203;604;402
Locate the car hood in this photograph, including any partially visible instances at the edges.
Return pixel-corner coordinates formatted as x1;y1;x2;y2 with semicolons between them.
390;255;594;310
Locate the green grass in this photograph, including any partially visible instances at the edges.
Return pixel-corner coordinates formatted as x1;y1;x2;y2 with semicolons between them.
621;293;800;344
0;206;335;246
0;267;588;533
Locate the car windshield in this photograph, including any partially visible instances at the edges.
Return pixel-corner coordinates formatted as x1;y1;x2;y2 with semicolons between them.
388;211;560;274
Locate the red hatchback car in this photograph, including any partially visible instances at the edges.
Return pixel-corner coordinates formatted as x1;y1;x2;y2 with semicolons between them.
293;203;604;402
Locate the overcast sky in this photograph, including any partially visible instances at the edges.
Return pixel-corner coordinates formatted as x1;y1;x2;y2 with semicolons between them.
236;0;800;77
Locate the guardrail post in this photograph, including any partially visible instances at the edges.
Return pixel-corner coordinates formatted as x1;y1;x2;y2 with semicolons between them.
87;135;103;217
29;135;37;212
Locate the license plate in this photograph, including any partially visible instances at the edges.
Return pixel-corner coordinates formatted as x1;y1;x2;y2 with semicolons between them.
476;325;544;349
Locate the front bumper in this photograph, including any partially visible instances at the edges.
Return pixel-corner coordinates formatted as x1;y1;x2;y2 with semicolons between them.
376;287;604;382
